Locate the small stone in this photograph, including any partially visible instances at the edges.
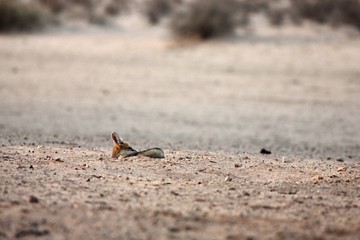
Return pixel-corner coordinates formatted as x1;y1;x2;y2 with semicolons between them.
17;165;26;169
336;158;344;162
29;165;34;170
337;166;348;172
234;163;241;168
225;176;232;182
29;195;39;203
313;175;323;181
260;148;271;155
170;191;180;196
169;227;180;233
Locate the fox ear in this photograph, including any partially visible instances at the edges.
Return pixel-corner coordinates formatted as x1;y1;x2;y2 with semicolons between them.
111;132;123;145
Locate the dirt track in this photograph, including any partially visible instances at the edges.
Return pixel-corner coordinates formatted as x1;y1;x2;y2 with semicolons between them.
1;22;360;239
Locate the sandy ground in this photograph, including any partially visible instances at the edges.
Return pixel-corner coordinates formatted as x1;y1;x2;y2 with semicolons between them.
1;145;360;239
1;20;360;239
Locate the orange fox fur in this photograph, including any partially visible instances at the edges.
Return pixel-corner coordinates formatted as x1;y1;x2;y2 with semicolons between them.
111;132;164;159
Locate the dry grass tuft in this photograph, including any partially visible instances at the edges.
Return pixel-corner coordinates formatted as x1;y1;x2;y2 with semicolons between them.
0;0;50;32
168;0;242;39
289;0;360;30
141;0;182;25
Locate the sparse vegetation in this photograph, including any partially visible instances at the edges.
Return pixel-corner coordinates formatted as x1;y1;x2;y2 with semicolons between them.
37;0;131;25
105;0;130;16
0;0;132;32
36;0;94;15
141;0;182;25
2;0;360;34
0;0;49;32
289;0;360;30
168;0;241;39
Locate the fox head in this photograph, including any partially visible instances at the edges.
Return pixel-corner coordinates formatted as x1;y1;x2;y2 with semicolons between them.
111;132;136;158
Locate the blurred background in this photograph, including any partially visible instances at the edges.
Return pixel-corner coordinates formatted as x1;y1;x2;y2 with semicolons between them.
1;0;360;158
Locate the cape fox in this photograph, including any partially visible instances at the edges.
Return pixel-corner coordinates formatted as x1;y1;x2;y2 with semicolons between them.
111;132;165;158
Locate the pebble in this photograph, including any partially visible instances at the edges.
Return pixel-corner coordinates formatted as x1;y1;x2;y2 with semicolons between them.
260;148;271;155
243;191;250;196
234;163;241;168
16;165;27;169
29;195;39;203
170;191;180;196
313;175;323;181
337;166;348;172
225;176;232;182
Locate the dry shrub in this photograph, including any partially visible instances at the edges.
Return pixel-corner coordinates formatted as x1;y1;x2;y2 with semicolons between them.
36;0;130;24
0;0;50;32
236;0;269;13
289;0;360;30
105;0;130;16
266;8;286;26
39;0;93;13
262;0;289;26
142;0;182;25
168;0;242;39
37;0;94;14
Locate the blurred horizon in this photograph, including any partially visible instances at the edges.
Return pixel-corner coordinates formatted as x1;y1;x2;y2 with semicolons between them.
1;0;360;37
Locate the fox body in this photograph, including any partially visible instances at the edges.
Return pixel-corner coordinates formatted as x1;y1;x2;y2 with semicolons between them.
111;132;165;159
